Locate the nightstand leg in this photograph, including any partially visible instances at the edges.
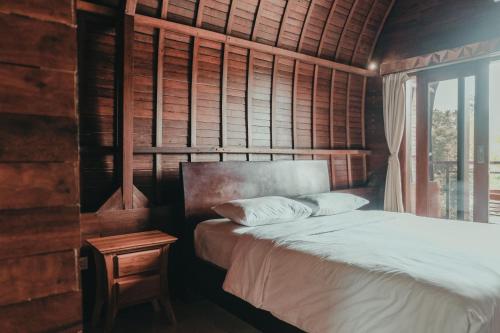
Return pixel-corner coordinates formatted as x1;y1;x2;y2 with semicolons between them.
160;245;176;324
91;251;105;327
104;255;117;332
160;297;176;324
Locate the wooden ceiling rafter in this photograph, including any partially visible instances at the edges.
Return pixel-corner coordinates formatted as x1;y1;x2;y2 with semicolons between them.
160;0;169;18
351;0;378;65
335;0;361;60
251;0;265;41
154;0;169;202
76;0;394;71
276;0;292;47
317;0;339;58
134;14;375;76
195;0;207;27
368;0;396;62
125;0;138;15
297;0;316;53
225;0;237;34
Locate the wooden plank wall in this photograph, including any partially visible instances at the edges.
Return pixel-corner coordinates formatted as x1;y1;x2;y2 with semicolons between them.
80;17;368;211
77;0;396;237
0;1;81;332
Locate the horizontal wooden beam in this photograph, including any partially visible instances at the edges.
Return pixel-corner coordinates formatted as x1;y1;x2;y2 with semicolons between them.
134;14;376;77
381;37;500;75
76;0;116;16
134;146;371;156
125;0;138;15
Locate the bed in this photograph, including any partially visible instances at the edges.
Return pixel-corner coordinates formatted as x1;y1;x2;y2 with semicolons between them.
180;160;500;333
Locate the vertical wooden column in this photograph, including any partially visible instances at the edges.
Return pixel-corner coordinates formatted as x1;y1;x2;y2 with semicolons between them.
312;64;319;159
474;62;490;222
221;44;229;160
361;76;367;182
416;74;429;216
346;74;353;187
122;14;135;209
246;49;254;161
271;56;279;160
330;69;337;188
190;37;200;162
154;0;169;202
292;60;299;159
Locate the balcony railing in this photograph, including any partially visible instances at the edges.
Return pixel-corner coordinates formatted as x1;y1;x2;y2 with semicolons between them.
430;160;500;219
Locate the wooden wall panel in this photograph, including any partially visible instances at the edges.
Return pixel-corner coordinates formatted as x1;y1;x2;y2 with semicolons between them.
79;15;117;212
315;66;332;149
164;31;191;148
0;292;81;333
332;70;348;148
77;3;379;236
226;46;248;149
348;74;364;147
274;57;294;149
295;62;314;149
0;1;80;330
251;51;272;153
196;39;222;147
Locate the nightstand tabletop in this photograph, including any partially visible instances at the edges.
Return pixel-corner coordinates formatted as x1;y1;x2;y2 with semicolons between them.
87;230;177;254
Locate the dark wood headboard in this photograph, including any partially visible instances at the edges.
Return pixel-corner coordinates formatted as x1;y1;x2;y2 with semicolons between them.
181;160;331;228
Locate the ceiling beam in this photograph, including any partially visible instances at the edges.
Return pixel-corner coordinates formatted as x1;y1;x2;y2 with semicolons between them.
225;0;237;34
251;0;265;41
125;0;138;15
351;0;378;65
77;0;116;16
335;0;361;60
195;0;207;27
276;0;292;47
134;14;376;76
368;0;396;62
297;0;316;52
317;0;339;57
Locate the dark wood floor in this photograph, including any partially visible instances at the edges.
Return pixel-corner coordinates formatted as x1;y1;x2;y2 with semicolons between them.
87;300;261;333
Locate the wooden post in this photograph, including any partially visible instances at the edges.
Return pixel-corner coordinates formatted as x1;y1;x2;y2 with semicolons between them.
346;74;352;187
190;37;200;162
330;69;336;188
122;14;135;209
292;60;299;158
246;49;254;161
154;0;168;203
271;56;279;153
221;44;229;160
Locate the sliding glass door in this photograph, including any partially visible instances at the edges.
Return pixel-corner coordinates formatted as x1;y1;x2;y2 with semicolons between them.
413;62;490;222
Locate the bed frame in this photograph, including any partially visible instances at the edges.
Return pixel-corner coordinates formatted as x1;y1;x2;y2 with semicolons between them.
180;160;374;332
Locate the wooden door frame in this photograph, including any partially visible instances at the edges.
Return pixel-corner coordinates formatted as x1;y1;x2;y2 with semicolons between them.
412;62;489;220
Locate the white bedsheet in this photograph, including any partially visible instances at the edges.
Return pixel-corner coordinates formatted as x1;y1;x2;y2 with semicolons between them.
222;210;500;333
194;218;251;269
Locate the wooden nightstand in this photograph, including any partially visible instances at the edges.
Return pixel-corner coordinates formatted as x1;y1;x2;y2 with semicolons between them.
86;230;177;331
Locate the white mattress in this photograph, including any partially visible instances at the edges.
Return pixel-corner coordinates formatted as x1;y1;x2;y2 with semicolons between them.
220;210;500;333
194;218;251;269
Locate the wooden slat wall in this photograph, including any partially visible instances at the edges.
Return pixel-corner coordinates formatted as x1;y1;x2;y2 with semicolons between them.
0;1;81;331
79;18;370;213
77;0;396;236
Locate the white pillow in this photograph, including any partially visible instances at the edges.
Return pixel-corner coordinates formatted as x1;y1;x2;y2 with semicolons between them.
212;196;312;226
294;192;369;216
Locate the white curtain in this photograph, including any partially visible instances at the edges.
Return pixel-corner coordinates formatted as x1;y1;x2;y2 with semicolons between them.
383;72;408;212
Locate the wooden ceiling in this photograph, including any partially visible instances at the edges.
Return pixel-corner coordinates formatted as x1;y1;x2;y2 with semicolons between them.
90;0;394;67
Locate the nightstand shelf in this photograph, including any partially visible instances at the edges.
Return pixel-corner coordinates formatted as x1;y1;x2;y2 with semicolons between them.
86;230;177;331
